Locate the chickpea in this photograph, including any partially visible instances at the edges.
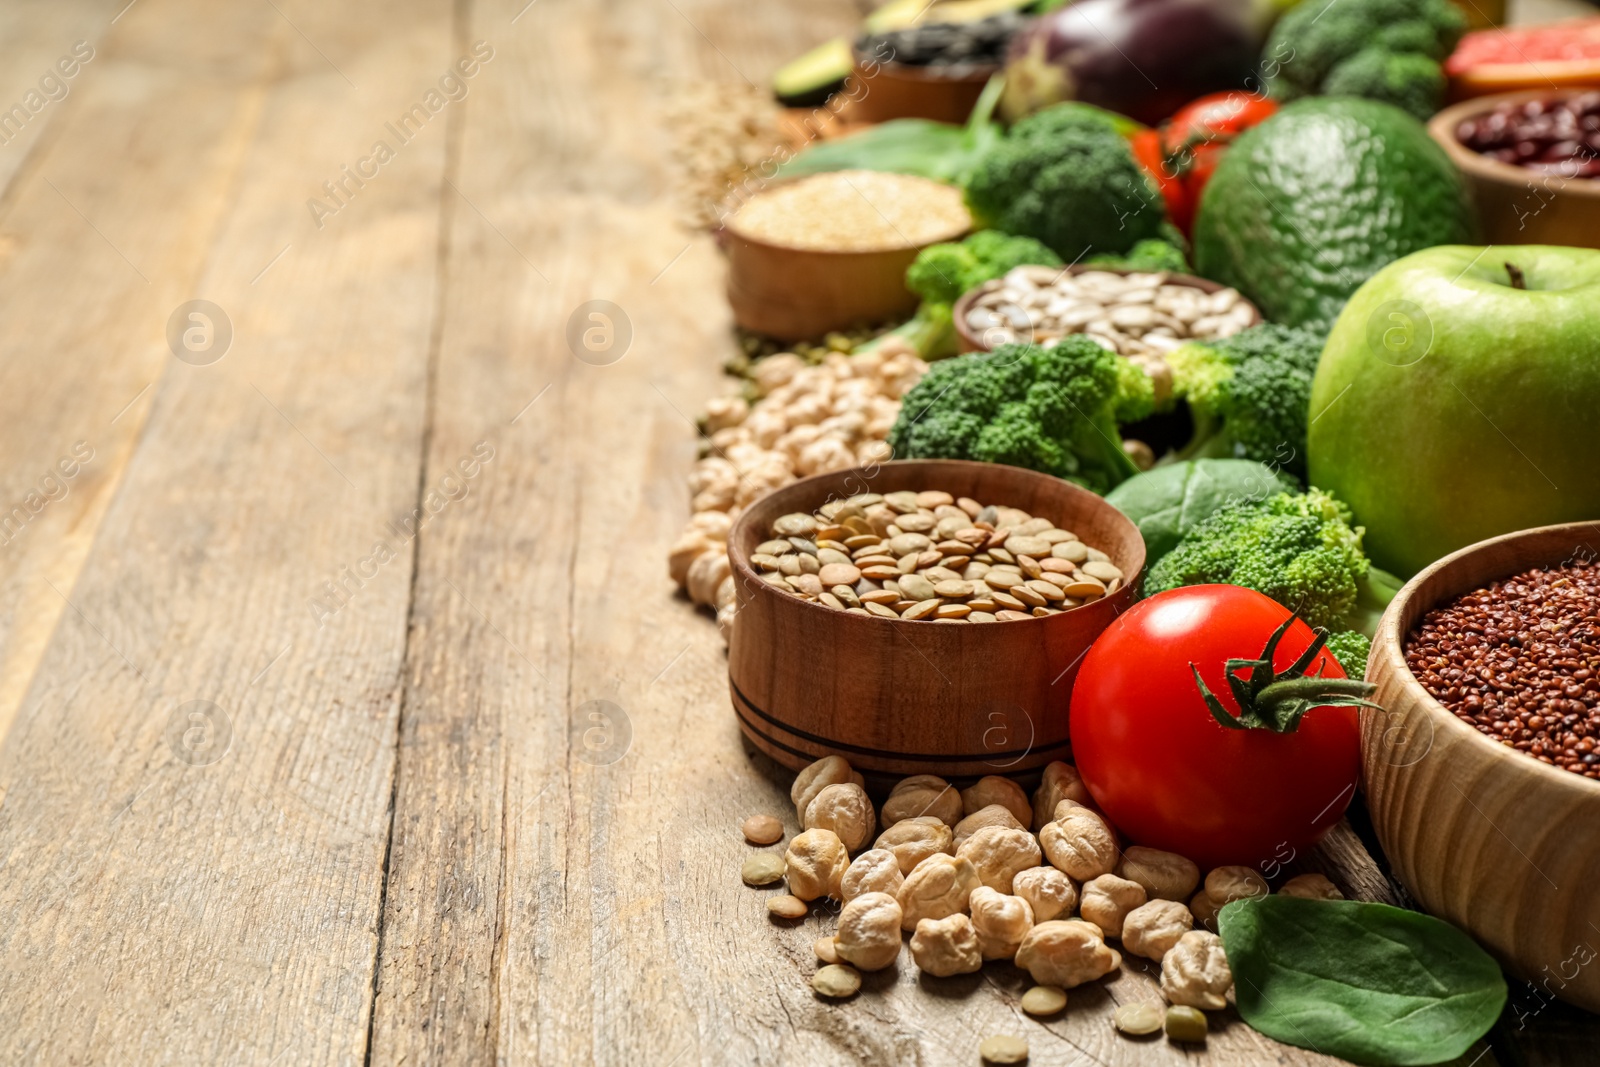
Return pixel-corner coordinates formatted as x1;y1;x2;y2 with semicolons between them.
1014;920;1122;989
969;886;1034;961
910;913;983;977
1121;899;1193;961
1079;874;1147;940
1279;872;1343;900
791;756;855;822
785;828;849;902
1206;866;1269;908
1039;808;1119;881
874;816;954;875
882;774;963;828
955;825;1042;894
1012;866;1078;923
960;775;1031;825
667;531;711;588
1160;931;1233;1011
835;891;904;972
841;848;905;903
686;551;731;608
1118;846;1200;902
1189;889;1219;933
804;782;877;853
896;853;980;932
952;804;1025;849
1031;762;1092;831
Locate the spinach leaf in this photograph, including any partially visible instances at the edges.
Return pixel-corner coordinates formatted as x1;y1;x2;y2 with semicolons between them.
1219;896;1506;1066
1103;459;1296;565
779;74;1006;186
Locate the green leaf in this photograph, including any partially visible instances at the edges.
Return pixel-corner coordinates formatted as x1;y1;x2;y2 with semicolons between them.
1220;897;1507;1066
1103;459;1298;565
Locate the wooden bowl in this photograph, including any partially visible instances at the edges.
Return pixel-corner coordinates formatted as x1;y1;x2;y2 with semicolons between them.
1364;520;1600;1011
727;460;1146;783
951;266;1262;354
843;54;998;125
720;174;970;341
1429;92;1600;249
723;228;928;342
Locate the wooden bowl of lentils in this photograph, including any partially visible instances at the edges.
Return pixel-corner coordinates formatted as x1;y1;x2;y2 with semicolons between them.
726;459;1144;784
1364;520;1600;1011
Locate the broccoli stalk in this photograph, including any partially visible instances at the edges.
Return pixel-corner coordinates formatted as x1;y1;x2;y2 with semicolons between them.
857;230;1063;361
1165;323;1326;482
1144;488;1400;670
887;337;1142;494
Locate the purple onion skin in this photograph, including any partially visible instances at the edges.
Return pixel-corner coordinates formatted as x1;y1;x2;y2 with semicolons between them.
1000;0;1264;126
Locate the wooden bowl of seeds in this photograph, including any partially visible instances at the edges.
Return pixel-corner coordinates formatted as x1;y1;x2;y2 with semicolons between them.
951;265;1261;379
726;459;1145;783
721;171;971;341
1364;520;1600;1011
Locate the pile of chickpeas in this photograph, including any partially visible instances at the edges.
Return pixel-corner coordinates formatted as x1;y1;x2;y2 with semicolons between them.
740;755;1344;1054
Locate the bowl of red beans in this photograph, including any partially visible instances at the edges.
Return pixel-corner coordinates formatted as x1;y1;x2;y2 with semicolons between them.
1363;520;1600;1012
1430;90;1600;249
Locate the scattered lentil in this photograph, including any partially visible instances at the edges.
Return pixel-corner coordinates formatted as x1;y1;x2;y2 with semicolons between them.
1113;1002;1164;1036
815;936;842;965
1405;558;1600;780
978;1034;1030;1064
768;894;809;919
812;964;863;998
1164;1005;1209;1043
741;853;786;886
1020;985;1067;1016
742;814;784;845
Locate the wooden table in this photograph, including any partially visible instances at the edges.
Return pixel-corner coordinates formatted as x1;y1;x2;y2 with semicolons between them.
0;0;1594;1064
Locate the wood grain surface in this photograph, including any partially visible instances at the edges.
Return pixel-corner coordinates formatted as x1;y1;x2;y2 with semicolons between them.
0;0;1588;1063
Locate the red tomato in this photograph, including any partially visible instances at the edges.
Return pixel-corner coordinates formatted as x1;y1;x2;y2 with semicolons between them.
1128;128;1191;233
1162;92;1277;234
1164;91;1279;154
1068;586;1361;872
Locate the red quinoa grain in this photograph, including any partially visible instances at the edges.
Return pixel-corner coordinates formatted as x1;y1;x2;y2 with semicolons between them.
1404;558;1600;781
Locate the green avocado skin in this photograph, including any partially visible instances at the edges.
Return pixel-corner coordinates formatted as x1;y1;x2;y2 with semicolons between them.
1193;97;1475;333
1308;245;1600;577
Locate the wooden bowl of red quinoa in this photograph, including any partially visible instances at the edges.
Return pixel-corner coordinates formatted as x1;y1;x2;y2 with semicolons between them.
1364;520;1600;1011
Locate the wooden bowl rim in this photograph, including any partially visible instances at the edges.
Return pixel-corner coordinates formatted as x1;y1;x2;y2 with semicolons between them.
1428;91;1600;201
950;265;1263;353
728;459;1146;627
718;170;973;258
1372;519;1600;798
848;49;1002;85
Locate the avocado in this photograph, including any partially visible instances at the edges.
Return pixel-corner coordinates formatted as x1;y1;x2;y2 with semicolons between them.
1192;97;1475;333
773;37;854;107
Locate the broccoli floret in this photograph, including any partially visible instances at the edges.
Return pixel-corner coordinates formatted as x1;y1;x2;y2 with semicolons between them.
866;231;1063;361
1166;323;1326;481
1323;49;1447;122
1112;355;1157;425
1264;0;1464;117
1323;629;1373;677
1086;238;1190;274
964;104;1168;261
1144;488;1400;637
888;337;1141;493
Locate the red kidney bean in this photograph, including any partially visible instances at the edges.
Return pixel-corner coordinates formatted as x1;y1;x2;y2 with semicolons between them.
1457;93;1600;178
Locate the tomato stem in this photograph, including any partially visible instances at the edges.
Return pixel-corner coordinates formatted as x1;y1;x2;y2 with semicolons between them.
1192;614;1383;734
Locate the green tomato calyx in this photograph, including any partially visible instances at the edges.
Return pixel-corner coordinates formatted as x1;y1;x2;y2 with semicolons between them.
1190;613;1382;734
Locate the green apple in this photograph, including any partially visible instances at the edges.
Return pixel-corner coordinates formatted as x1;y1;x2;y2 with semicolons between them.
1308;244;1600;577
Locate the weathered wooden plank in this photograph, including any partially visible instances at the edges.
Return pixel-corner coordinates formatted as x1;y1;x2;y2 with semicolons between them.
0;0;455;1062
